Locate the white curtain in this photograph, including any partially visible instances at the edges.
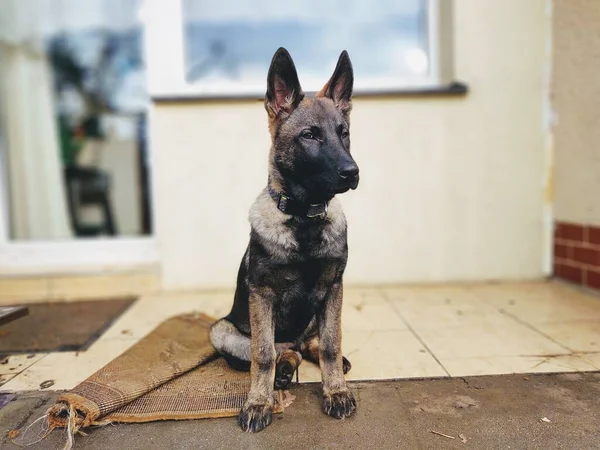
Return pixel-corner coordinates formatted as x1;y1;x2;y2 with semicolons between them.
0;0;72;240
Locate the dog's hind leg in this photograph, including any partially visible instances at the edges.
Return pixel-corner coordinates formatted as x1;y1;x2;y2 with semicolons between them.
299;336;352;374
210;318;300;388
209;318;252;371
274;349;302;390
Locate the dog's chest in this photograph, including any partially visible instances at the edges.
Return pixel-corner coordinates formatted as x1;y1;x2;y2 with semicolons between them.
271;259;338;341
249;200;348;263
294;219;345;258
248;193;348;341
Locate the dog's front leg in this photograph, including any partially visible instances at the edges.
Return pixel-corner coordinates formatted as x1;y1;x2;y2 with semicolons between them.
239;288;276;432
318;282;356;419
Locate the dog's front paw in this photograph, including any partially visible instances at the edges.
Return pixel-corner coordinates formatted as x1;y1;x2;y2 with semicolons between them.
322;390;356;419
238;402;273;433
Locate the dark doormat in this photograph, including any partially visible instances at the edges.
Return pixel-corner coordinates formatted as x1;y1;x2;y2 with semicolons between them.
0;297;136;355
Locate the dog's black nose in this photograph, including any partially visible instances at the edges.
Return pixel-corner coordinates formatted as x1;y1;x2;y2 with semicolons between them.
338;164;359;180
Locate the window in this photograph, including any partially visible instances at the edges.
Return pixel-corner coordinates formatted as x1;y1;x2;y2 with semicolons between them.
0;0;152;243
143;0;454;98
0;0;156;273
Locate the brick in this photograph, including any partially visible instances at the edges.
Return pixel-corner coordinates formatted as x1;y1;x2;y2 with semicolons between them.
553;243;570;259
555;263;584;285
586;269;600;290
573;246;600;266
555;222;584;241
589;226;600;246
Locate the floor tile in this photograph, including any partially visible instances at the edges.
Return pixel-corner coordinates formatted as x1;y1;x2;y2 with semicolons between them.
579;352;600;370
297;360;322;383
441;354;599;377
0;277;49;304
342;289;407;331
0;354;46;375
532;321;600;353
386;288;508;331
99;291;234;340
381;284;460;303
286;329;451;382
415;320;568;359
478;281;600;323
340;330;447;380
1;339;136;392
48;272;160;301
0;373;16;387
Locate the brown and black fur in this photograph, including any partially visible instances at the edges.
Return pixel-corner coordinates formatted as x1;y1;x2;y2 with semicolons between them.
209;47;360;433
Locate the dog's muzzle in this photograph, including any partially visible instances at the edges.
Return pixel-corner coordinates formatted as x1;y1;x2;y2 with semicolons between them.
338;163;359;190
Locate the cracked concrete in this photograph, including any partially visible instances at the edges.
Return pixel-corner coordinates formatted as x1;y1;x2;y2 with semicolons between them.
2;372;600;449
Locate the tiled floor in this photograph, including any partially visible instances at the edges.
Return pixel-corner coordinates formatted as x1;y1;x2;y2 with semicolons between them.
0;271;160;305
2;280;600;392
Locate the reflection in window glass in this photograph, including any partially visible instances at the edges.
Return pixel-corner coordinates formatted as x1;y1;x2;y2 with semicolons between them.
0;0;151;240
182;0;429;94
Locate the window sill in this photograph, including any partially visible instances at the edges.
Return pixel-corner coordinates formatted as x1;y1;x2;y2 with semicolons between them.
150;81;469;104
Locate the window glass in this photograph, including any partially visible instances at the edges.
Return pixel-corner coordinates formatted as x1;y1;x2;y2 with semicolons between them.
181;0;429;94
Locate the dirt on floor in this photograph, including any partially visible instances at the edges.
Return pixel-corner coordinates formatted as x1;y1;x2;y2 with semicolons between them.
2;371;600;450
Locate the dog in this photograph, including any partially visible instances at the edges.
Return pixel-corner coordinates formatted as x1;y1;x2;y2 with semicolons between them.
209;47;360;433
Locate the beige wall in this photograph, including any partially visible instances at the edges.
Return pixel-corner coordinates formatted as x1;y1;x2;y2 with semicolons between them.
152;0;549;290
553;0;600;226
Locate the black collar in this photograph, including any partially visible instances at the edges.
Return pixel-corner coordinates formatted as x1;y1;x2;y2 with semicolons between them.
267;184;329;219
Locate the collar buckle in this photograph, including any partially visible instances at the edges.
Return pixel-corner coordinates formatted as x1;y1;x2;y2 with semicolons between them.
306;202;328;220
277;194;289;212
270;186;328;220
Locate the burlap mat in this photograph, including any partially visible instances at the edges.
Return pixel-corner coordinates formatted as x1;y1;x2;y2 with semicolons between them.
12;312;283;448
105;357;261;423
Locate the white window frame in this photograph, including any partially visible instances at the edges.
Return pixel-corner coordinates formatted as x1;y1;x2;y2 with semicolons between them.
143;0;455;100
0;1;159;276
0;98;158;278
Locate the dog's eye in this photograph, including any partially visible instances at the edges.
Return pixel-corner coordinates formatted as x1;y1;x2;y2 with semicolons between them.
341;130;349;139
301;131;315;140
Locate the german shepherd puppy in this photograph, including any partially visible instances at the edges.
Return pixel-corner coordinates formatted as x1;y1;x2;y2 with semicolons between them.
209;47;359;433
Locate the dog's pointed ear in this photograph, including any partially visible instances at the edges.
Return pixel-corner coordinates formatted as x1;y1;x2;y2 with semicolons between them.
265;47;304;119
317;50;354;116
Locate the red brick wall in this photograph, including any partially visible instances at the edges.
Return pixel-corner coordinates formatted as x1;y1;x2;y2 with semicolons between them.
554;221;600;290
